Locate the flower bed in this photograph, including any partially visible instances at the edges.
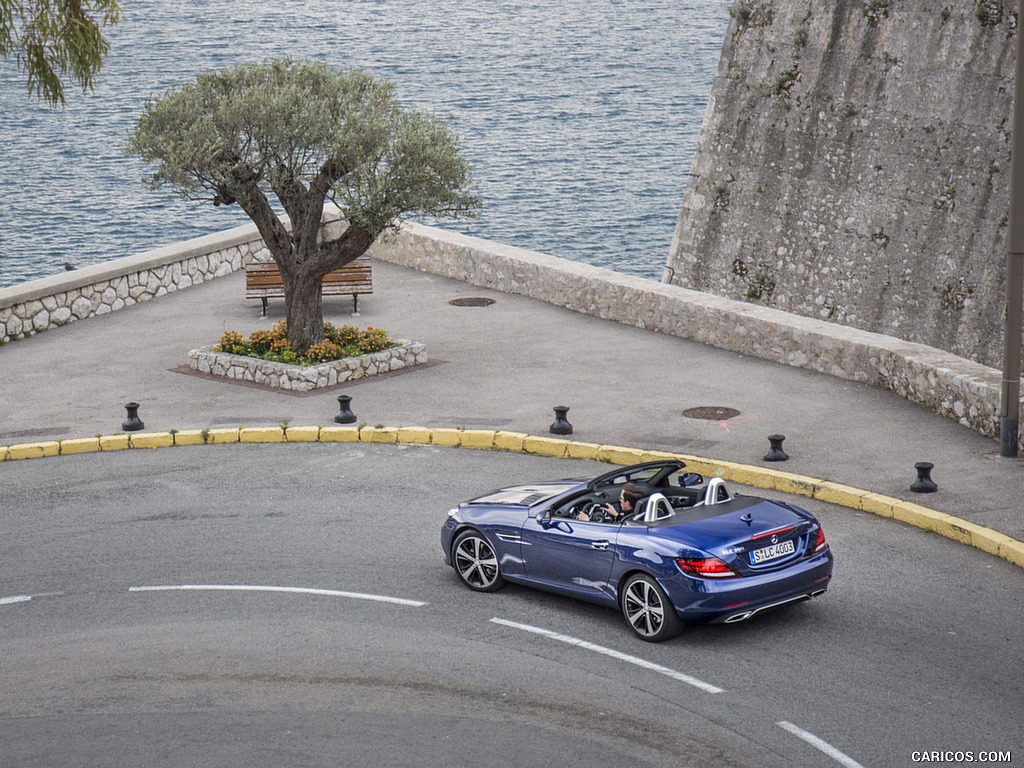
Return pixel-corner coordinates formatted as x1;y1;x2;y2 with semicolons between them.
216;321;394;365
186;339;427;392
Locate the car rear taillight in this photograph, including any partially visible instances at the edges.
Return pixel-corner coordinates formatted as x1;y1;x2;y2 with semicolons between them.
676;556;740;579
812;527;828;554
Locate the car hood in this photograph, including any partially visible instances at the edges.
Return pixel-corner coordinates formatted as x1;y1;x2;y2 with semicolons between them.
467;480;584;507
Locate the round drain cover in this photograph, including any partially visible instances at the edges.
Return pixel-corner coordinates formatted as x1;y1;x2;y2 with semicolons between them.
683;406;741;421
449;297;495;307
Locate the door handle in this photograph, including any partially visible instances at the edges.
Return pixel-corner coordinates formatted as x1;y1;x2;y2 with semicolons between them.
592;541;610;550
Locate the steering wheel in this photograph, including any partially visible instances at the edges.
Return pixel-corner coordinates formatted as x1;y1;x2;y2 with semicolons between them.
581;502;610;523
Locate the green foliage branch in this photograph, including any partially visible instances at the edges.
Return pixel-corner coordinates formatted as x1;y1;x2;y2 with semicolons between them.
1;0;120;106
127;59;481;355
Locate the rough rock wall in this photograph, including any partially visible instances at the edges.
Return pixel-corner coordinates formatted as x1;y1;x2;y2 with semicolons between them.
667;0;1019;368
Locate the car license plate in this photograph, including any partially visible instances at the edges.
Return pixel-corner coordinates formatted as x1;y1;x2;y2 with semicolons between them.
751;539;795;564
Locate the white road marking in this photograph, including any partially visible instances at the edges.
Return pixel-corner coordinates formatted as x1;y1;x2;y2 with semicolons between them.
490;617;724;694
777;721;865;768
0;595;32;606
128;584;426;607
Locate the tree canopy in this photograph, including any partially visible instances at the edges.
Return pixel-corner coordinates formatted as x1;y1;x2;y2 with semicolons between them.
1;0;120;106
127;59;481;355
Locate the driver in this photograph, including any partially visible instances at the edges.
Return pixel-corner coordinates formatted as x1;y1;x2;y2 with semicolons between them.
578;482;645;523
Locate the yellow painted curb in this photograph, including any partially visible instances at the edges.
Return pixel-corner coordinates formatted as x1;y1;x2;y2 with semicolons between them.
565;441;602;461
285;426;321;442
766;470;820;498
430;428;463;447
320;426;359;442
640;449;686;463
99;435;130;451
523;435;569;458
674;454;722;478
859;492;896;519
59;437;101;455
716;462;780;491
460;430;497;450
206;428;240;444
239;427;286;443
173;430;208;446
129;432;175;449
998;538;1024;569
397;426;432;444
594;445;646;465
813;481;868;509
493;431;530;452
361;426;399;443
1;424;1022;571
8;441;60;460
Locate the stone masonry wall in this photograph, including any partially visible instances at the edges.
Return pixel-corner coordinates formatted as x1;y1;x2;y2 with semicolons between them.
667;0;1020;369
370;222;1018;448
0;224;270;343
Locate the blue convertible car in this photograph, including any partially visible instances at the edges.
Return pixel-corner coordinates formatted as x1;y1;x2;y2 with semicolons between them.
441;460;833;641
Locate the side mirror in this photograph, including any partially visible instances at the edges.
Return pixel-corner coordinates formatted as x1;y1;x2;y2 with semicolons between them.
539;514;569;531
678;472;704;488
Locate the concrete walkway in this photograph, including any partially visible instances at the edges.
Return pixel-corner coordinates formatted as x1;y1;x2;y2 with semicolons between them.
1;260;1021;553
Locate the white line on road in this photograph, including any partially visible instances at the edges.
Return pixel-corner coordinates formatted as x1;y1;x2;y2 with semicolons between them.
0;595;32;606
777;721;865;768
490;617;724;694
128;584;427;607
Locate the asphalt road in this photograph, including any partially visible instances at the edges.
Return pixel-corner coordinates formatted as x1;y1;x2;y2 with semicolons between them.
2;444;1022;767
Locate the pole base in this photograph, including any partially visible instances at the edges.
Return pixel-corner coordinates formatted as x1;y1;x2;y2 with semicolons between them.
999;417;1019;458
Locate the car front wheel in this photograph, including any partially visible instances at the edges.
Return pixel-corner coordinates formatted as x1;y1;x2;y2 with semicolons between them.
452;530;505;592
620;574;682;642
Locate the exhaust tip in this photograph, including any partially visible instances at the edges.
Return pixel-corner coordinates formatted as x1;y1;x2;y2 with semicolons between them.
724;612;753;623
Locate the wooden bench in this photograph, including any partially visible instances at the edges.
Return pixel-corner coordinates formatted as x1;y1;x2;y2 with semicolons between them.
245;256;373;316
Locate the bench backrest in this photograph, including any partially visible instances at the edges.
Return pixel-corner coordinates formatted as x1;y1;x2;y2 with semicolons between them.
245;256;373;296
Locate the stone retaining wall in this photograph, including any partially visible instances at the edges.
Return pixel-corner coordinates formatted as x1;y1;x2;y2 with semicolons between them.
665;0;1019;370
0;224;268;342
186;340;427;392
369;222;1019;449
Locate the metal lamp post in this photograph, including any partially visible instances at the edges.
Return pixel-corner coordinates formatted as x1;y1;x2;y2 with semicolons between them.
1001;23;1024;458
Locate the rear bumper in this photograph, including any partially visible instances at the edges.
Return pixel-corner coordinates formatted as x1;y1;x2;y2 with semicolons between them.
663;549;834;624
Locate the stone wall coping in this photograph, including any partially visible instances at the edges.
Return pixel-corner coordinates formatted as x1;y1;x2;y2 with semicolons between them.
372;221;1012;443
0;221;260;306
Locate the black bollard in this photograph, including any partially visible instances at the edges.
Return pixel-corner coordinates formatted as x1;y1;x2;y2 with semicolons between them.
550;405;573;435
910;462;938;493
763;434;789;462
122;402;145;432
334;394;357;424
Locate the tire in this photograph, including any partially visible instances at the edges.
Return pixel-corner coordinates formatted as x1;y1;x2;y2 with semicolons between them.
452;530;505;592
620;573;682;642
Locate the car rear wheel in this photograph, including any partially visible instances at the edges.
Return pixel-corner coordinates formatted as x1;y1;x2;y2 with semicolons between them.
452;530;505;592
620;574;682;642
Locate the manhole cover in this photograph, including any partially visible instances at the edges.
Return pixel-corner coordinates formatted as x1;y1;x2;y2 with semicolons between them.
683;406;741;421
449;297;495;307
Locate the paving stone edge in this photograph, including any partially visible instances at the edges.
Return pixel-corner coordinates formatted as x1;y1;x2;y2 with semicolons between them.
3;427;1021;570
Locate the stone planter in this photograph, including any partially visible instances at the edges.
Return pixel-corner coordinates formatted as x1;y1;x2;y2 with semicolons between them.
186;339;427;392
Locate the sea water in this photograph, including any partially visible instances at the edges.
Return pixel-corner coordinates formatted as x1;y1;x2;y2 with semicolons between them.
0;0;729;289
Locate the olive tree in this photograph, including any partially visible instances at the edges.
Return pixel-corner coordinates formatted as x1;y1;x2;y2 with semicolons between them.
1;0;120;106
127;59;480;355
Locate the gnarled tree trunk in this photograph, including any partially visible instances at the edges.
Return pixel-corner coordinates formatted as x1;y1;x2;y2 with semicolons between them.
283;266;327;353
